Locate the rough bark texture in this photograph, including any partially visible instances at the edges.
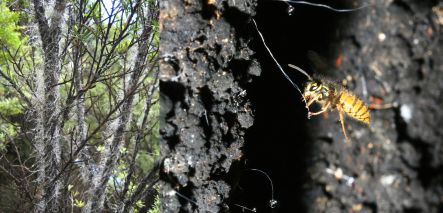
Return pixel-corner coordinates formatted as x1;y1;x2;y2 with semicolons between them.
32;0;67;211
235;0;443;212
160;0;258;212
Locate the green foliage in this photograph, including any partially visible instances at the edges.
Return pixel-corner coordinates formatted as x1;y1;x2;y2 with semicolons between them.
0;126;13;151
0;2;21;50
0;122;18;146
0;97;23;115
148;20;160;61
74;199;85;208
69;184;85;209
0;1;24;150
136;150;157;174
148;187;160;213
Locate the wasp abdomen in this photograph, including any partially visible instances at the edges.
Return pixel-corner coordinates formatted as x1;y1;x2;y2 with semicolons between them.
338;92;370;124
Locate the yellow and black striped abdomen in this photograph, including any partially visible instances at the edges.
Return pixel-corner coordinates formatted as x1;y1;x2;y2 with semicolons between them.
337;91;370;124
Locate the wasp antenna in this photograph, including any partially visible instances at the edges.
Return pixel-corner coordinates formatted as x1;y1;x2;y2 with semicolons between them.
274;0;372;13
288;64;312;81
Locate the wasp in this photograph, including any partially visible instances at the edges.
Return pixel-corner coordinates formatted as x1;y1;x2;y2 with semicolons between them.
252;19;370;143
288;64;370;143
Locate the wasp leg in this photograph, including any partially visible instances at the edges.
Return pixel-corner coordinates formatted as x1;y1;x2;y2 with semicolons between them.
337;105;350;143
308;102;331;116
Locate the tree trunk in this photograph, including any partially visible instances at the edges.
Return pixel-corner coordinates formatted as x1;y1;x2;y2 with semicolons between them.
32;0;66;211
160;0;258;212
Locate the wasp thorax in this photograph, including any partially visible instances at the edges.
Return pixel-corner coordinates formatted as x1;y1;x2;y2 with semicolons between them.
304;81;329;102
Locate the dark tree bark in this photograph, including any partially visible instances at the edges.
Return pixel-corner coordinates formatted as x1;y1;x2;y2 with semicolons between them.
301;1;443;212
159;0;259;212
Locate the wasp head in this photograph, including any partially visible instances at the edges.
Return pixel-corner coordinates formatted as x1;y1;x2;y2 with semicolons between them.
303;81;331;107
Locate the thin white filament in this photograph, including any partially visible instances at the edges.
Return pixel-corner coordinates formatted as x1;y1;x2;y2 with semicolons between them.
276;0;371;13
251;18;310;115
249;169;275;206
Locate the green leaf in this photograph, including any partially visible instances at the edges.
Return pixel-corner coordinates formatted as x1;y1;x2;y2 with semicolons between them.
0;2;22;51
74;199;85;208
0;97;24;115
